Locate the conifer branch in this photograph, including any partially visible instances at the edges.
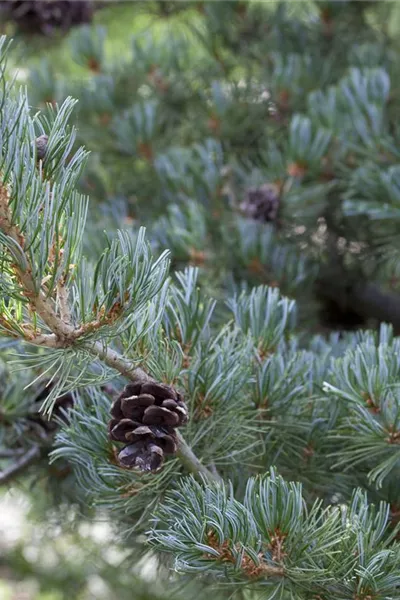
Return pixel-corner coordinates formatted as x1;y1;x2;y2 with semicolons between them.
0;183;78;342
30;336;217;481
175;431;221;482
0;449;25;459
0;178;218;483
0;445;40;485
77;340;221;482
89;341;150;383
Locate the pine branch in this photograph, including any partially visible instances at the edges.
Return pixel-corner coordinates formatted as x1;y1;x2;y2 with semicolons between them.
0;184;78;342
151;470;400;595
0;445;40;485
0;448;25;459
0;169;220;484
89;340;150;383
10;302;218;483
24;333;219;481
175;431;221;482
89;341;221;480
0;171;219;482
73;338;222;482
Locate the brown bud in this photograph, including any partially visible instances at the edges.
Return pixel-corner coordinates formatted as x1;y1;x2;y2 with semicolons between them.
36;135;48;161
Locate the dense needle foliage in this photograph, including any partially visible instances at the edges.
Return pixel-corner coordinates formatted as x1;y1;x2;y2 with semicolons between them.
1;2;400;599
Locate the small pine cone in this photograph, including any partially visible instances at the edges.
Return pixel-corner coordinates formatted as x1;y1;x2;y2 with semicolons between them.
240;184;280;223
108;380;188;473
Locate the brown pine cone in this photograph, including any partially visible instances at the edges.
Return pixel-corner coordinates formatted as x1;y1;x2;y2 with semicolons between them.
111;381;188;428
108;380;188;473
118;440;164;473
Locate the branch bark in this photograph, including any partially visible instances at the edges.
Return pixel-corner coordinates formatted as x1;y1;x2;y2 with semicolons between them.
0;448;25;459
0;445;40;485
175;431;221;482
90;341;151;383
57;280;72;326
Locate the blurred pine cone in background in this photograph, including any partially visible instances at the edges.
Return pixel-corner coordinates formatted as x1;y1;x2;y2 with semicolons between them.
0;0;94;37
240;183;280;223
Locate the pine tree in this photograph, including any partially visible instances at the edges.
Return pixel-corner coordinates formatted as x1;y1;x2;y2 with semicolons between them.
1;2;400;599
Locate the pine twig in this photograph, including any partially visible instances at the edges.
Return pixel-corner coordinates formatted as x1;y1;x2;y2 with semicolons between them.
0;183;220;484
0;448;25;459
28;330;219;482
33;336;221;481
90;343;222;482
0;445;40;485
90;341;151;384
175;431;221;482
